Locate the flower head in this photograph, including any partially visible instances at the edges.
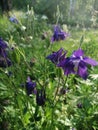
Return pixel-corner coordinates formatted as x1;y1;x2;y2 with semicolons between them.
46;48;67;65
26;77;36;95
0;38;8;49
72;49;98;79
58;49;98;79
9;16;18;24
77;103;83;109
58;57;75;76
0;38;8;57
0;38;12;68
36;89;46;106
51;25;69;42
0;57;11;68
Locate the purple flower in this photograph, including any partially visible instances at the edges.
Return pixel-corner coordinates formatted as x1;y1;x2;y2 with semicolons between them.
0;38;8;49
59;87;69;95
0;49;7;58
77;103;83;108
58;49;98;79
0;38;8;57
36;89;46;106
0;57;11;68
0;38;12;67
72;49;98;79
46;48;67;65
26;77;36;96
58;57;75;76
9;16;18;24
51;25;69;42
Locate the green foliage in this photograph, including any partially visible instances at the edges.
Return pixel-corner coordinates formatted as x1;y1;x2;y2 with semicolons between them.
0;9;98;130
12;0;32;10
1;0;98;26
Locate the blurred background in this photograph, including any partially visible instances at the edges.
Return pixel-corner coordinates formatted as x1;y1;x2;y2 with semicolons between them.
0;0;98;28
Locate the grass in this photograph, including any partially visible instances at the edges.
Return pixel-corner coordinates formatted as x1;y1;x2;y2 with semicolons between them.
0;10;98;130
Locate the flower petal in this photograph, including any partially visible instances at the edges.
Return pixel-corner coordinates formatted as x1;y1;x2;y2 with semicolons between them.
83;57;98;66
72;49;84;57
77;61;88;80
58;58;75;75
46;48;63;65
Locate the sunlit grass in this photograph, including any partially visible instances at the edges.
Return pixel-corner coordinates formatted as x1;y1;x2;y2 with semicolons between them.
0;10;98;129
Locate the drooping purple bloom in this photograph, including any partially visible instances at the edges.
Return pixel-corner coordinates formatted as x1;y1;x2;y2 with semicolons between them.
0;38;8;49
9;16;19;24
58;57;75;76
26;77;36;96
0;38;8;57
46;48;67;65
0;49;7;58
58;49;98;79
0;38;12;67
0;58;11;68
77;103;83;109
51;25;69;42
36;89;46;106
72;49;98;79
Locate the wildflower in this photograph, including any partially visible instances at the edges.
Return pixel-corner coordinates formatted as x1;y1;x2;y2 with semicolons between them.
58;57;75;76
58;49;98;79
46;48;67;65
51;25;69;42
0;38;8;57
9;16;18;24
0;49;7;58
36;89;46;106
0;38;8;49
72;49;98;79
77;103;83;109
0;57;11;68
26;77;36;96
0;38;12;67
59;87;69;95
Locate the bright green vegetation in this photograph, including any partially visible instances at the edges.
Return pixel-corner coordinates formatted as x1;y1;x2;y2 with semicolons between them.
0;9;98;130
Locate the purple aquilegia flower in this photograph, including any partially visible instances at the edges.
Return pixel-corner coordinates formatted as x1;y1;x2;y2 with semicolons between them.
36;89;46;106
0;38;8;49
0;38;8;57
58;57;75;76
26;77;36;96
51;25;69;42
0;58;11;68
58;49;98;79
77;103;83;109
0;49;7;58
46;48;67;65
72;49;98;79
0;38;12;67
9;16;18;24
